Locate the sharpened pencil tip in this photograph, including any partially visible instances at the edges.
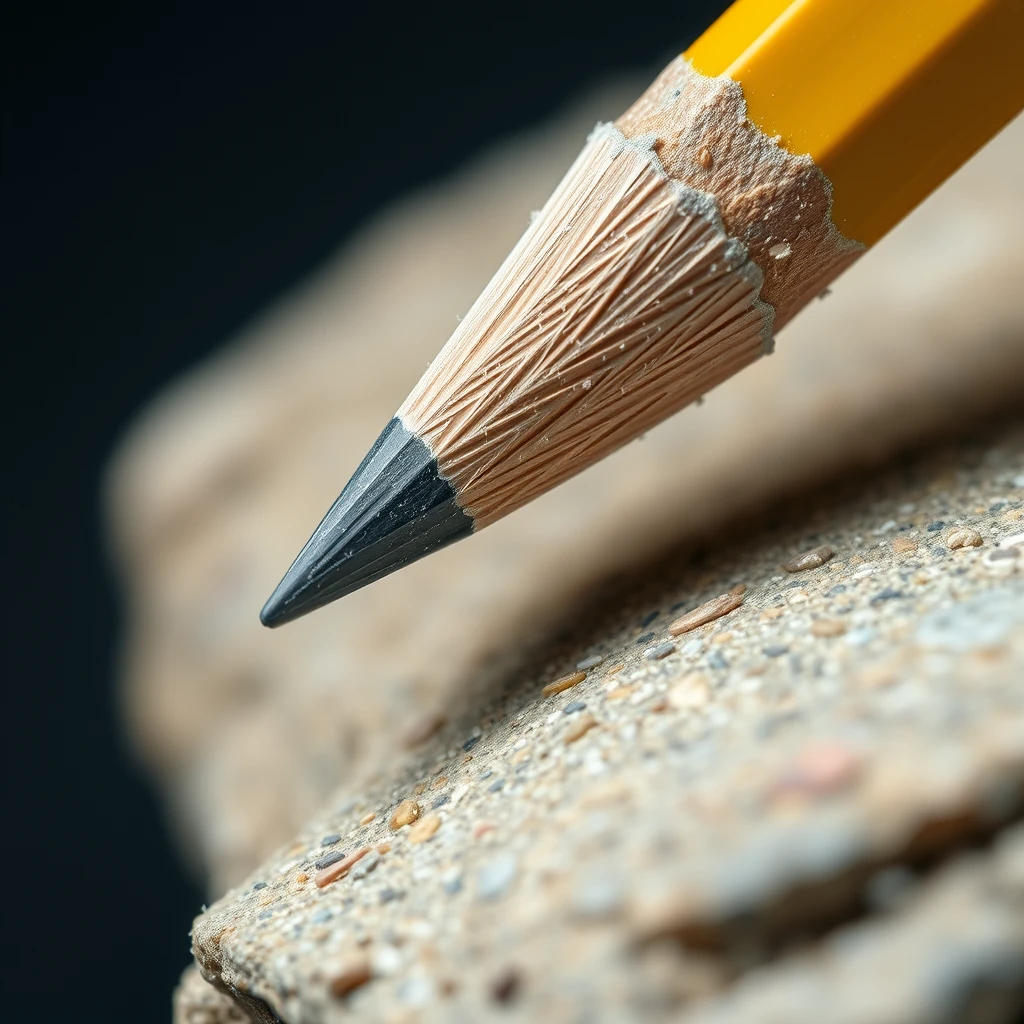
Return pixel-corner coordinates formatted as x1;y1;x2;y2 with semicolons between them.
259;587;289;629
259;417;473;627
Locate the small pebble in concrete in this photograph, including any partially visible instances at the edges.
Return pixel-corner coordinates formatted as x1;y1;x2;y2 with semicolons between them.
576;654;604;671
783;545;835;573
643;641;676;661
947;528;983;550
408;813;442;844
986;547;1019;564
640;610;660;627
810;619;847;638
635;632;656;645
389;800;421;830
329;955;372;998
764;644;790;657
542;671;586;698
871;588;904;603
351;851;380;880
927;521;945;532
669;593;743;636
564;712;598;744
358;813;375;826
321;834;342;846
564;700;587;714
315;847;371;888
891;536;918;555
314;850;346;871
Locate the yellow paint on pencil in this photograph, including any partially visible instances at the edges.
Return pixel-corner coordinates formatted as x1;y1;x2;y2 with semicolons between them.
687;0;1024;245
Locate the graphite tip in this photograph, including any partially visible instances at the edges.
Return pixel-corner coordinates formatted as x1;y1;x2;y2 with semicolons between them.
259;417;473;627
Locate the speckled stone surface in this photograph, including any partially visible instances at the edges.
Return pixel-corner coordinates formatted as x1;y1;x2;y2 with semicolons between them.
106;101;1024;1021
190;429;1024;1023
175;964;249;1024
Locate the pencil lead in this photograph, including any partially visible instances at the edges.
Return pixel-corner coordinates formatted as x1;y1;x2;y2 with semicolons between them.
259;418;473;627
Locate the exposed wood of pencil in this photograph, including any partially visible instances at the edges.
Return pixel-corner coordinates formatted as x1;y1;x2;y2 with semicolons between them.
399;59;861;526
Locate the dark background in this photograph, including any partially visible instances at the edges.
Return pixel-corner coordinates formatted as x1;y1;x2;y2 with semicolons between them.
4;1;726;1017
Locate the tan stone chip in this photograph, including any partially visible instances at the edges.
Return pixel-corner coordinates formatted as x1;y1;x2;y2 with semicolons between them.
947;528;983;550
669;593;744;636
407;813;442;844
389;799;421;830
564;712;598;744
314;847;371;889
783;545;835;573
329;955;372;998
543;671;586;697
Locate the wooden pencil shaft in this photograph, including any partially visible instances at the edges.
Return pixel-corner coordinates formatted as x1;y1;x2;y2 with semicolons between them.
262;0;1023;624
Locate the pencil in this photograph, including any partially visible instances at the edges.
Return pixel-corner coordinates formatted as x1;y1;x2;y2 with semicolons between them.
260;0;1024;627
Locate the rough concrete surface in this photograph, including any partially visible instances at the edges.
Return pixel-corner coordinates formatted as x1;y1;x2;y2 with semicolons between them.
175;963;250;1024
105;91;1024;1022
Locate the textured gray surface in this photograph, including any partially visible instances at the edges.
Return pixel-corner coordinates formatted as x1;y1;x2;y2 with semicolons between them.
190;432;1024;1022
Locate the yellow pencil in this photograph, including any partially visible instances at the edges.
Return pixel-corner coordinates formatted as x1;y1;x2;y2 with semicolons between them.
261;0;1024;627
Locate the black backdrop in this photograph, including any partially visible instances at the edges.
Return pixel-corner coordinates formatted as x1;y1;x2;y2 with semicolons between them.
4;1;726;1017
